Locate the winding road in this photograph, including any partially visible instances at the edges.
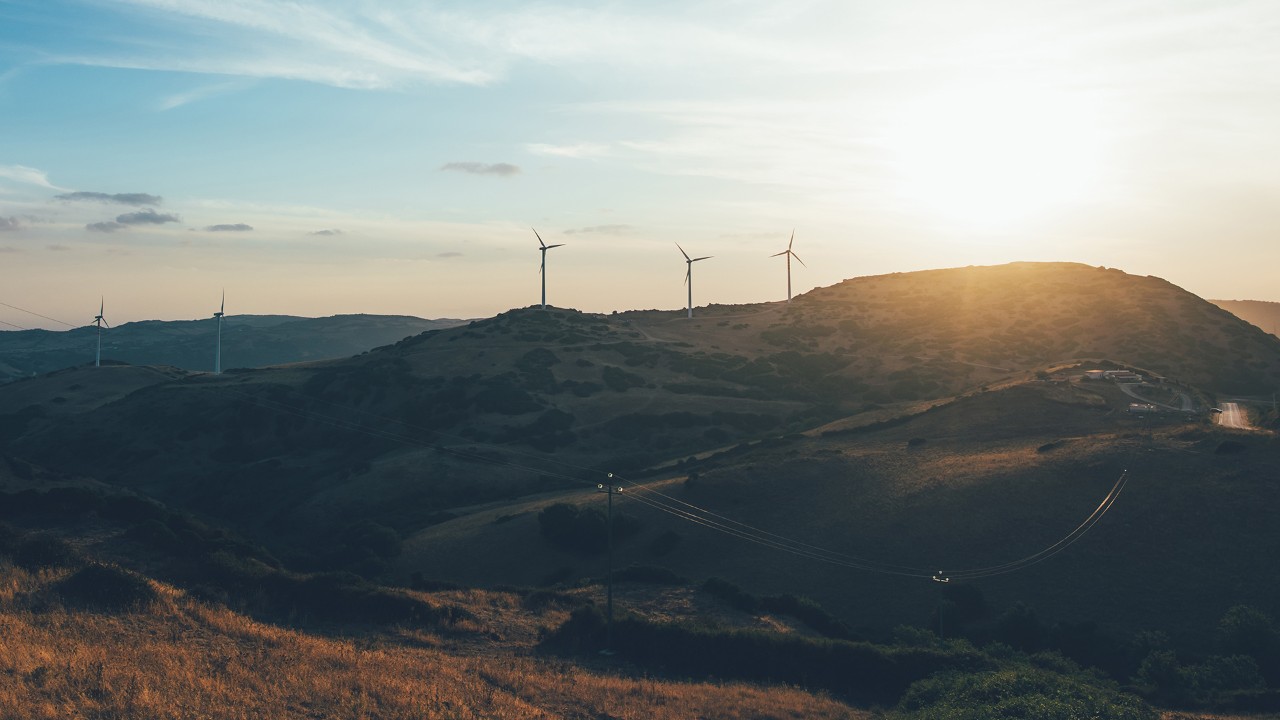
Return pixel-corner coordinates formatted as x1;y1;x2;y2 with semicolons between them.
1216;401;1251;429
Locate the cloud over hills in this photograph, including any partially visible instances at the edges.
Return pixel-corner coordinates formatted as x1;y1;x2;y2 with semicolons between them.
116;209;180;225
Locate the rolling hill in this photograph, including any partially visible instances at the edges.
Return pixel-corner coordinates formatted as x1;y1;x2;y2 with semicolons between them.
0;313;467;383
0;262;1277;638
1213;299;1280;339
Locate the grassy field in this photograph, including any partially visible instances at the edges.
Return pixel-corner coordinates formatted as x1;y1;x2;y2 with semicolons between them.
0;562;864;720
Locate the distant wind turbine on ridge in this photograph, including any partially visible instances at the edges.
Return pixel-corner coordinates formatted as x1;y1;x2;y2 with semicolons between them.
533;228;564;309
92;298;109;367
771;229;806;303
677;243;712;319
213;290;224;374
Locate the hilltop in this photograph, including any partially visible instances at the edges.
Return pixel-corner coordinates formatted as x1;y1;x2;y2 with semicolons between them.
0;313;467;383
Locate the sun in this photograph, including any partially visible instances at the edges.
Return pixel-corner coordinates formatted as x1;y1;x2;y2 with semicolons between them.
880;80;1105;230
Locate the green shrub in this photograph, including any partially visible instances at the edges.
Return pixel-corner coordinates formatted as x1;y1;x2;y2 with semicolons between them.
544;608;991;704
895;666;1156;719
57;563;160;612
13;535;80;570
702;576;757;612
602;365;646;392
0;521;20;555
537;503;641;554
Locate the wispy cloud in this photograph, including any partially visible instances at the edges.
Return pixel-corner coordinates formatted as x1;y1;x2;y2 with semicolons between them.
0;164;63;190
526;142;610;159
55;191;163;206
67;0;494;89
46;244;71;252
441;162;520;177
86;221;127;233
0;217;20;232
436;251;463;258
204;223;253;232
117;209;180;225
563;224;633;235
0;246;20;253
157;79;251;110
309;228;343;236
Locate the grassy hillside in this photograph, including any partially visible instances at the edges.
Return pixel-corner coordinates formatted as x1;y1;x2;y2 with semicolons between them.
0;262;1276;623
396;377;1280;647
0;313;466;383
0;560;865;719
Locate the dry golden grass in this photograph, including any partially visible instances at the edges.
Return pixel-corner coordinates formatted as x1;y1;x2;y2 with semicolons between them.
0;564;866;720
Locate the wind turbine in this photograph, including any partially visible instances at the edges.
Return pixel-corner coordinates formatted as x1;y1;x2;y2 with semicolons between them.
533;228;564;309
213;290;224;374
771;229;806;303
92;298;109;367
677;243;712;319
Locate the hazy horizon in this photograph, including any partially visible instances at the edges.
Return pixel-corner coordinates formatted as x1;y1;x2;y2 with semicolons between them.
3;1;1279;328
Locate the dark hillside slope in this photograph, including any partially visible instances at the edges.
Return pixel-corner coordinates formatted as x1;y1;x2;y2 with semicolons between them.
0;314;465;382
400;378;1280;648
1;262;1277;568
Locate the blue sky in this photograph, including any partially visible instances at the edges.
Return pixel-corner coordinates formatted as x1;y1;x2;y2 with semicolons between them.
2;0;1279;327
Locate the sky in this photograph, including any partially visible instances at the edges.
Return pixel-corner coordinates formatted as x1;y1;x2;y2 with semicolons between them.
1;0;1278;329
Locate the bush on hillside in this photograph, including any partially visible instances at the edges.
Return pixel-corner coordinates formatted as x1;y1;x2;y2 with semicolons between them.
537;503;641;554
896;666;1157;720
57;563;160;612
543;606;991;704
0;521;20;555
13;535;80;570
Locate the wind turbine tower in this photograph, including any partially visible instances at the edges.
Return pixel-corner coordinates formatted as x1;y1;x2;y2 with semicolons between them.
677;243;712;319
93;298;109;367
533;228;564;309
771;230;806;303
213;290;225;374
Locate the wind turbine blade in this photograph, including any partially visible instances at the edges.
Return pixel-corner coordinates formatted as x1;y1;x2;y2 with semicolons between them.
791;252;807;268
546;243;565;249
788;229;795;251
539;256;544;274
220;289;225;314
676;243;690;261
770;250;788;257
102;319;110;328
99;297;103;315
692;256;712;262
532;227;546;249
684;267;690;285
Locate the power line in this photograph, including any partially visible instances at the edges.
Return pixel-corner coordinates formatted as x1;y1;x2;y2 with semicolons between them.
0;301;79;328
0;318;29;330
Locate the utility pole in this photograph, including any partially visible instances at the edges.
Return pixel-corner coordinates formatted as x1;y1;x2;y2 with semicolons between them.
932;572;950;641
598;475;623;654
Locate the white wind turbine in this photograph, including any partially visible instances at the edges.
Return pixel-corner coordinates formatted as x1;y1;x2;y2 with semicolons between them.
677;243;712;319
771;230;806;303
92;298;109;367
213;290;224;374
533;228;564;309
